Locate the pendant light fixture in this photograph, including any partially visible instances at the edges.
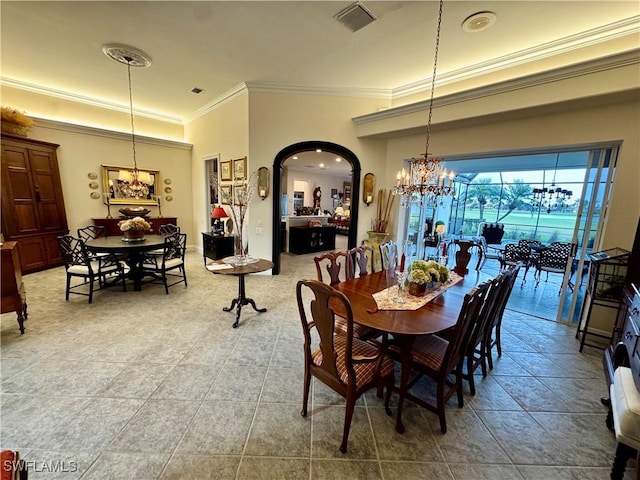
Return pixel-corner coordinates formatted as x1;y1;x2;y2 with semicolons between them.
532;153;573;213
393;0;455;207
103;44;153;200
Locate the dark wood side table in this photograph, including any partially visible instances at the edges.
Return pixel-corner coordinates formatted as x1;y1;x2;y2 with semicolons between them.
209;258;273;328
201;232;235;265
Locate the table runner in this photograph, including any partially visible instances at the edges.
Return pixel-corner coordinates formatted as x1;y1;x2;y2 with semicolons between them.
372;271;464;311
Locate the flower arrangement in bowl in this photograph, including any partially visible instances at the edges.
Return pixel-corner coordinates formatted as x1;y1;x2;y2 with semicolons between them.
406;259;450;296
118;216;151;242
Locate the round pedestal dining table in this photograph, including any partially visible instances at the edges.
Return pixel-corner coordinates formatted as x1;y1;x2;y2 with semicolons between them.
85;234;167;291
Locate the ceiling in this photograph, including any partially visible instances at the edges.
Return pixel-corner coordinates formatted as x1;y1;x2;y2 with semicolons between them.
1;1;638;125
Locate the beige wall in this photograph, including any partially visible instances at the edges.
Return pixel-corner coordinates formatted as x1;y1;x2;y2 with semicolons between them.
22;122;194;241
2;85;184;140
184;93;249;248
244;91;388;261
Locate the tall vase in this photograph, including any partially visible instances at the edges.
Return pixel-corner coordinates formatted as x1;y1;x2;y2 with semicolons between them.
364;231;390;271
233;221;248;265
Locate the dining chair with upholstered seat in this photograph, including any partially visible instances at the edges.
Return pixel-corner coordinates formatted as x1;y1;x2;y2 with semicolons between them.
483;263;521;370
57;234;127;303
379;240;397;271
460;276;504;395
348;245;375;278
296;279;394;453
314;250;378;340
384;280;489;433
141;232;187;294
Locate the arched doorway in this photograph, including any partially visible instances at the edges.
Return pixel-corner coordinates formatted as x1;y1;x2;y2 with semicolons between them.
271;141;361;275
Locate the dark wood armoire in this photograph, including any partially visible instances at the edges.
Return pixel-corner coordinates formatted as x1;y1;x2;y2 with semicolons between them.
1;133;69;273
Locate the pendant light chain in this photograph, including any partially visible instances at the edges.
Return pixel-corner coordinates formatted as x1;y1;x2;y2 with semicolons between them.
424;0;443;156
125;57;138;172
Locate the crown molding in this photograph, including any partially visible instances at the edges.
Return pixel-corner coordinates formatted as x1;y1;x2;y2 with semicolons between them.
353;50;640;125
185;82;249;123
0;77;183;125
3;16;638;123
33;117;192;151
393;16;640;98
245;82;391;99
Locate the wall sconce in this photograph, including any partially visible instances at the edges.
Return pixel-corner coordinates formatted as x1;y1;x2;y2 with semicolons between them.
363;172;375;206
257;166;270;200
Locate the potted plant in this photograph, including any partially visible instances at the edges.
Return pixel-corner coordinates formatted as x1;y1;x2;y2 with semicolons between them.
118;216;152;242
406;259;450;296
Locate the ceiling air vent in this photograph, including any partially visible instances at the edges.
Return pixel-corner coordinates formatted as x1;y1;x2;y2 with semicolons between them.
334;2;377;33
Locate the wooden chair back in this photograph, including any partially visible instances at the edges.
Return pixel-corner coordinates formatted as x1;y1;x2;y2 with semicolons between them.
313;251;352;286
296;278;394;452
348;245;375;277
379;241;397;271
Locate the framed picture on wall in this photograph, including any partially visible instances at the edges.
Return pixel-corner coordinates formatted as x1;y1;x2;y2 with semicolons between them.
220;160;232;181
233;156;247;180
220;185;233;204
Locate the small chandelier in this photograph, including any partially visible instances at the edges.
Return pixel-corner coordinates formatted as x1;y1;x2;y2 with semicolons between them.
393;0;455;207
532;153;573;213
103;44;153;200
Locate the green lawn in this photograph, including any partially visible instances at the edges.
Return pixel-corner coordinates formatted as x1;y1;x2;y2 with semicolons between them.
461;208;586;243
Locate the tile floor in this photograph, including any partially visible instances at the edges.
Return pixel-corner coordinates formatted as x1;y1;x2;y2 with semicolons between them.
0;247;635;479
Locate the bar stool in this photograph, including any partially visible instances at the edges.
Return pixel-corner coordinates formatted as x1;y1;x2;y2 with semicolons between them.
610;367;640;479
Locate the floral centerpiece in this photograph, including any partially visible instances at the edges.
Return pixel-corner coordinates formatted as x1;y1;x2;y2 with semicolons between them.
118;216;151;241
406;259;450;296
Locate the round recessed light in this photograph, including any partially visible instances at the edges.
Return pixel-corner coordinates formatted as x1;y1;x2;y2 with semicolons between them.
461;11;496;33
319;163;325;168
292;156;298;160
335;157;342;162
316;149;322;153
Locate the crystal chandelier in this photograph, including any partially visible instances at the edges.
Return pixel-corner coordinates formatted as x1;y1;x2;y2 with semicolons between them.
393;0;455;207
532;153;573;213
103;44;153;200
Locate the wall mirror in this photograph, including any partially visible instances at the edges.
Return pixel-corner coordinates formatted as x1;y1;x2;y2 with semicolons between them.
101;164;160;205
257;166;270;200
363;172;375;206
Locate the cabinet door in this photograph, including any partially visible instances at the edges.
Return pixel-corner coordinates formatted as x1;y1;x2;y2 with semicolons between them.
1;138;67;236
28;145;67;233
1;142;40;237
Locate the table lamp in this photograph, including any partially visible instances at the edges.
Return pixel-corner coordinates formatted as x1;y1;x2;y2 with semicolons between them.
211;206;227;235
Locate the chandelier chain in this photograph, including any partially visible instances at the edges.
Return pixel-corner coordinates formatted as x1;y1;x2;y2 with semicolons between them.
424;0;443;155
125;57;138;172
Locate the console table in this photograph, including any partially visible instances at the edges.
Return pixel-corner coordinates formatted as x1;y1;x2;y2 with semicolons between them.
1;241;27;333
202;232;235;264
93;217;177;236
289;225;336;255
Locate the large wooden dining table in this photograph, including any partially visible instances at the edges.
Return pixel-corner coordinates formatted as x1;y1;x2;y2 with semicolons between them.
332;269;486;433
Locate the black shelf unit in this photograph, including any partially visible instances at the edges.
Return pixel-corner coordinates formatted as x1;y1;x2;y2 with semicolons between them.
289;225;336;255
577;247;630;352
